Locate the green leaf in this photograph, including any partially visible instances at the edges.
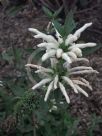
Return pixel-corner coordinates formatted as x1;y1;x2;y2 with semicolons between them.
82;44;102;56
42;6;53;18
64;10;76;36
53;6;63;18
52;20;65;36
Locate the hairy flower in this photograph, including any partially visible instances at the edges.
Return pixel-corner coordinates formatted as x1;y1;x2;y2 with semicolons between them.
25;63;98;104
29;22;96;63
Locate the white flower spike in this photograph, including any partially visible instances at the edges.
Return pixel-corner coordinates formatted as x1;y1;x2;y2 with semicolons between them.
26;62;98;104
29;22;96;63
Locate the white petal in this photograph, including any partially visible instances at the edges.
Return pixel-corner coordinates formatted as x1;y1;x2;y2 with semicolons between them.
59;82;70;104
54;75;59;89
62;76;78;93
62;53;72;63
70;47;82;57
63;62;71;69
70;70;99;75
70;66;93;72
42;50;56;61
67;51;77;60
32;78;51;90
71;43;96;49
79;78;90;85
73;58;89;62
28;28;40;34
37;43;58;49
29;28;58;44
72;79;92;90
44;81;53;102
25;64;41;69
56;48;63;58
25;64;53;73
35;68;53;74
35;34;58;44
65;34;77;46
74;84;88;97
74;22;92;38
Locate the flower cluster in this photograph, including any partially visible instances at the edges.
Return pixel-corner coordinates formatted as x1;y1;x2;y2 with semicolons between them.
26;22;98;104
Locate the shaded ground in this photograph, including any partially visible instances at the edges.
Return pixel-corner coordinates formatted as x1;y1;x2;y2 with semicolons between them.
0;3;102;136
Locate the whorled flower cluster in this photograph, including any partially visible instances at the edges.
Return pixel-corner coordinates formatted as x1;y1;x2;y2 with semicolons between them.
26;22;98;104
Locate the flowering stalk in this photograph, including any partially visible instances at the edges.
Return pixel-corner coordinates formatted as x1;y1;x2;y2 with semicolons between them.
26;22;98;104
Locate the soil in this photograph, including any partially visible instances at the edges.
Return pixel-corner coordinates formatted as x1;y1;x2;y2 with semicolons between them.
0;2;102;136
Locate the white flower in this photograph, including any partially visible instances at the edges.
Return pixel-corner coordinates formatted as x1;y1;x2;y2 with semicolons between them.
26;63;98;104
29;22;96;63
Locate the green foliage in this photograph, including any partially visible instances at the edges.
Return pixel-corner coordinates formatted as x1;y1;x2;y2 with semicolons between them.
64;11;76;36
87;114;102;136
52;11;76;37
43;6;63;20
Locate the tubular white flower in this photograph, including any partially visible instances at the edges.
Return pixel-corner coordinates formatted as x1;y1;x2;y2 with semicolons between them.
28;28;41;34
79;77;90;85
72;79;92;90
70;66;93;72
32;78;51;90
73;58;89;62
54;75;59;89
65;34;77;46
62;53;72;63
37;43;58;49
62;76;78;93
70;43;96;49
59;82;70;104
74;22;92;38
29;28;58;44
67;51;77;60
63;62;71;69
70;69;99;75
25;64;40;69
42;50;56;61
44;81;54;102
56;49;63;58
70;47;82;57
74;84;89;97
25;64;53;73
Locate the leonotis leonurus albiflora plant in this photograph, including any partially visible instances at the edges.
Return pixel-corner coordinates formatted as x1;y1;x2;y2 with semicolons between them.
26;22;98;104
